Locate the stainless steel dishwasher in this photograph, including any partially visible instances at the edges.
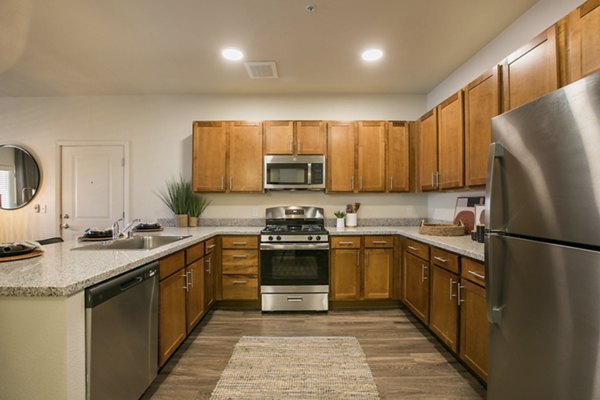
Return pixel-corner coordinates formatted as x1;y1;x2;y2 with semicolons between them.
85;261;159;400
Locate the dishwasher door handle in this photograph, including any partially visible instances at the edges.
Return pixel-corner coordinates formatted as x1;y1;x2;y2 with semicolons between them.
120;276;144;291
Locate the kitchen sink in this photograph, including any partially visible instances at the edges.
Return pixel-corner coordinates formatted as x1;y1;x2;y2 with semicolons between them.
73;235;191;250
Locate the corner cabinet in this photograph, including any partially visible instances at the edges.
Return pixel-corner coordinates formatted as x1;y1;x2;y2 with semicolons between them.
192;121;263;193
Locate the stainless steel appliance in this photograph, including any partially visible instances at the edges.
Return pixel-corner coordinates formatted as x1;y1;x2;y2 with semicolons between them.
486;71;600;399
260;206;329;311
264;155;326;190
85;261;159;400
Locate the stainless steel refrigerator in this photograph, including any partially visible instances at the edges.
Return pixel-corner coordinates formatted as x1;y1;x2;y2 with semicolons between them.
486;71;600;400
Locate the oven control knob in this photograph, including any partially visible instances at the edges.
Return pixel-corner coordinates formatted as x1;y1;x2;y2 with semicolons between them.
276;235;282;241
308;236;313;241
316;236;321;241
268;236;274;241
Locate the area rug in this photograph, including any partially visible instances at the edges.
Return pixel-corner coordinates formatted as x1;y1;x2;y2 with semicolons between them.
210;336;380;399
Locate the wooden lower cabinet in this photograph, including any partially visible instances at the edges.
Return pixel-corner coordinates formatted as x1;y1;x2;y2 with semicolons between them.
330;249;360;300
158;264;186;367
429;265;459;352
221;235;259;301
402;251;430;324
204;239;217;309
185;258;205;333
364;248;392;299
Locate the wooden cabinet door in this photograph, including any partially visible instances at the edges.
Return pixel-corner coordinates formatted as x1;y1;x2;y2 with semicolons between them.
364;248;392;299
357;121;386;192
204;251;215;309
464;66;501;187
402;252;430;324
429;265;459;352
264;120;294;154
159;271;187;366
437;92;464;190
296;121;326;155
503;26;559;111
192;121;227;192
222;275;259;300
459;279;489;381
229;121;263;192
330;249;360;299
418;109;438;191
564;0;600;84
185;259;205;334
387;121;410;192
327;121;357;192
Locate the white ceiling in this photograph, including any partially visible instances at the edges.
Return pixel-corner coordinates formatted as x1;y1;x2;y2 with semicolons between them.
0;0;538;97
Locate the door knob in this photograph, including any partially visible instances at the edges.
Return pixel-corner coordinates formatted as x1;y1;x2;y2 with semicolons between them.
60;223;70;229
63;214;70;219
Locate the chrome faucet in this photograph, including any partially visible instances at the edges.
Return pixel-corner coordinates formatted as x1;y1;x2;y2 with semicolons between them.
113;218;141;239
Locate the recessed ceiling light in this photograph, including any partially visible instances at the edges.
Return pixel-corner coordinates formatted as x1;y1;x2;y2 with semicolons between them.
361;49;383;62
222;48;244;61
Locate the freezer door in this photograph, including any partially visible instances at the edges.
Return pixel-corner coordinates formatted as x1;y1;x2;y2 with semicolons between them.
486;233;600;400
486;71;600;247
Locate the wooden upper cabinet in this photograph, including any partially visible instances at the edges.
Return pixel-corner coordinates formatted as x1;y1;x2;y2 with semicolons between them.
418;109;439;192
437;92;465;190
387;121;410;192
357;121;386;192
464;66;501;187
192;121;228;192
327;121;357;192
264;121;294;155
296;121;326;155
563;0;600;84
264;121;326;155
503;25;559;111
228;121;263;192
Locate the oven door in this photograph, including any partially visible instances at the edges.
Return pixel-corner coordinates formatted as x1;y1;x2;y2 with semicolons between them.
260;243;329;288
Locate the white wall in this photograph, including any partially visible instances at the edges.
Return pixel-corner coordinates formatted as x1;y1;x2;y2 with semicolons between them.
0;94;426;242
427;0;585;109
427;190;486;223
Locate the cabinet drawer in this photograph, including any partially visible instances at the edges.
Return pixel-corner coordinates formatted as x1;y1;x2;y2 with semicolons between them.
222;275;259;300
431;247;459;274
365;235;393;248
222;236;258;249
461;258;486;287
205;238;217;254
331;236;361;249
404;239;429;260
159;251;185;280
222;250;258;274
185;242;204;265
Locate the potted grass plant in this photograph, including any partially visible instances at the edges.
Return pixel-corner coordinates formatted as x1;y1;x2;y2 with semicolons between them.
188;194;210;227
334;210;346;229
156;176;192;227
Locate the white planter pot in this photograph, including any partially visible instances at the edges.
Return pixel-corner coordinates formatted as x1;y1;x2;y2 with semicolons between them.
336;218;345;229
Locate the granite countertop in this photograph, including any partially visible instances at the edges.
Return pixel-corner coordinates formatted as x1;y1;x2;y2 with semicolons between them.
0;226;483;297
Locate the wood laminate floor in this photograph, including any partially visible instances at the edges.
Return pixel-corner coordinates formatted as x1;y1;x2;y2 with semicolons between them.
142;307;486;399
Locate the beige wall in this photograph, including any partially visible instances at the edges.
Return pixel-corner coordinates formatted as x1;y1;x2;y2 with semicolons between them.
0;94;426;242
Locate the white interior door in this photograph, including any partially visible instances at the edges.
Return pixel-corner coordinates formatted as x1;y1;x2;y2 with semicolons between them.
60;145;126;241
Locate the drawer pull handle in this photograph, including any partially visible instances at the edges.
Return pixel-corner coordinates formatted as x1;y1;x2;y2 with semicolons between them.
372;241;388;244
232;280;247;284
232;241;248;245
468;270;485;280
232;255;248;259
433;256;448;263
207;244;216;250
339;241;354;245
408;246;418;251
287;297;303;302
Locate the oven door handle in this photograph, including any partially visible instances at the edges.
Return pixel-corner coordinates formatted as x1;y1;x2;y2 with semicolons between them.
260;243;330;251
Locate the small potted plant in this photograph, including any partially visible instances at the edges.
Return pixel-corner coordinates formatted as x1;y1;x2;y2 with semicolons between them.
156;176;192;227
188;194;210;227
334;210;346;229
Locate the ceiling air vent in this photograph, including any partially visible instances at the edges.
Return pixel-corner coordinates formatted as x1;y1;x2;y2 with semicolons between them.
244;61;279;79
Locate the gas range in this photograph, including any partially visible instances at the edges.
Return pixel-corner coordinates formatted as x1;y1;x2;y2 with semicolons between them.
260;206;329;244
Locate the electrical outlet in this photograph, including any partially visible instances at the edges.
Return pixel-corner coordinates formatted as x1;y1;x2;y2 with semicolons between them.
33;204;40;213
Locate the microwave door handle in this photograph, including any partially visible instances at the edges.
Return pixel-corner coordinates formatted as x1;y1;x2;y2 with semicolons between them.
307;163;312;185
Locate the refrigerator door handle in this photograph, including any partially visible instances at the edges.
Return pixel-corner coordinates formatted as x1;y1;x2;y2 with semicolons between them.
485;142;505;231
485;232;506;324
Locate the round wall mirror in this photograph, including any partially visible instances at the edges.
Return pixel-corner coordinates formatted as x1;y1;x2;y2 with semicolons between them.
0;145;41;210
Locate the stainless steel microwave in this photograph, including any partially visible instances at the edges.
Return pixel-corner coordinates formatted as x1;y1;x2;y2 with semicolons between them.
264;155;326;190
